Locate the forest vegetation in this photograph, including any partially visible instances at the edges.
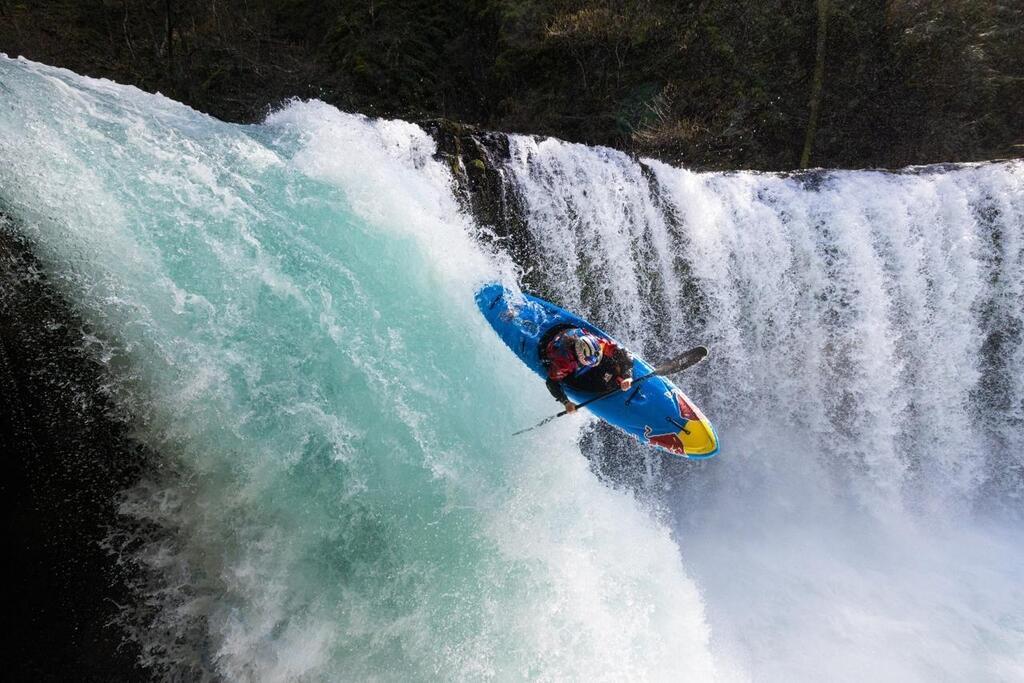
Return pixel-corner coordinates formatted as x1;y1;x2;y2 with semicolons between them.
1;0;1021;169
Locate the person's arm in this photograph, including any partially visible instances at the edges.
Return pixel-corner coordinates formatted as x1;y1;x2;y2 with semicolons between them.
546;377;568;403
543;334;578;411
610;345;634;390
612;346;634;377
602;348;626;389
546;378;576;411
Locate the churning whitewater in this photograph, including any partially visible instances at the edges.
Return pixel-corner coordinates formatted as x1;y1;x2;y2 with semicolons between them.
2;56;1022;681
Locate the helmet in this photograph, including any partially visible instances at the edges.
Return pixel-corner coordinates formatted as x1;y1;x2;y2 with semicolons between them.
573;333;603;366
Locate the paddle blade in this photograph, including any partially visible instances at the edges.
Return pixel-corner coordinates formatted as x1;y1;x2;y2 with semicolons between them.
511;410;567;436
654;345;708;375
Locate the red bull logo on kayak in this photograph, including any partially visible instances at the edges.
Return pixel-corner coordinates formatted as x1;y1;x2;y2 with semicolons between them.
644;424;688;456
647;431;687;455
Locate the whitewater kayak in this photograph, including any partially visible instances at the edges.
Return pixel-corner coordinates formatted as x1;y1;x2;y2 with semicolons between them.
476;284;719;459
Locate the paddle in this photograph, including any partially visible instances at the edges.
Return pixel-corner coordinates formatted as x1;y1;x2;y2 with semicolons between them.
511;345;709;436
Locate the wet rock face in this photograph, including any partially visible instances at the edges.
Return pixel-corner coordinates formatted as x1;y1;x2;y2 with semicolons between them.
421;119;542;283
0;223;154;680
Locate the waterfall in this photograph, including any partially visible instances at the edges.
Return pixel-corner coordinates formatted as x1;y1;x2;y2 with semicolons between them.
2;55;1022;681
497;134;1023;681
501;135;1022;513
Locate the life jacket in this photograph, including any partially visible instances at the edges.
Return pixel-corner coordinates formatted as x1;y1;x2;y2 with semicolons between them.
544;329;618;382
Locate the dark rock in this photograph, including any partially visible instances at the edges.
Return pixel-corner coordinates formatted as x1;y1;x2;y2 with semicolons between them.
421;119;540;286
0;219;156;680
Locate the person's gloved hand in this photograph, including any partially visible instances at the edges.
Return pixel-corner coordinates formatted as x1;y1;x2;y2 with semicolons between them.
619;377;633;391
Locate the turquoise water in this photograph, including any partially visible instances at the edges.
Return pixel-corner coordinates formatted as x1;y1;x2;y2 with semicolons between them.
3;55;1023;681
0;57;713;680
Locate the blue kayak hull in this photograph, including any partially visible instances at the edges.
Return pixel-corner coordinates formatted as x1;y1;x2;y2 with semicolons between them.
476;284;719;459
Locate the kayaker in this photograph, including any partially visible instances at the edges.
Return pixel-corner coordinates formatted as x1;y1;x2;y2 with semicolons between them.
542;327;634;413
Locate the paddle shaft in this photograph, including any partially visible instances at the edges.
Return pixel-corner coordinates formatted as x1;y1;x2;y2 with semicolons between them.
511;346;708;437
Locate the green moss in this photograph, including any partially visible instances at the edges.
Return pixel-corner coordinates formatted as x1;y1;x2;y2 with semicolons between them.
449;156;463;177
